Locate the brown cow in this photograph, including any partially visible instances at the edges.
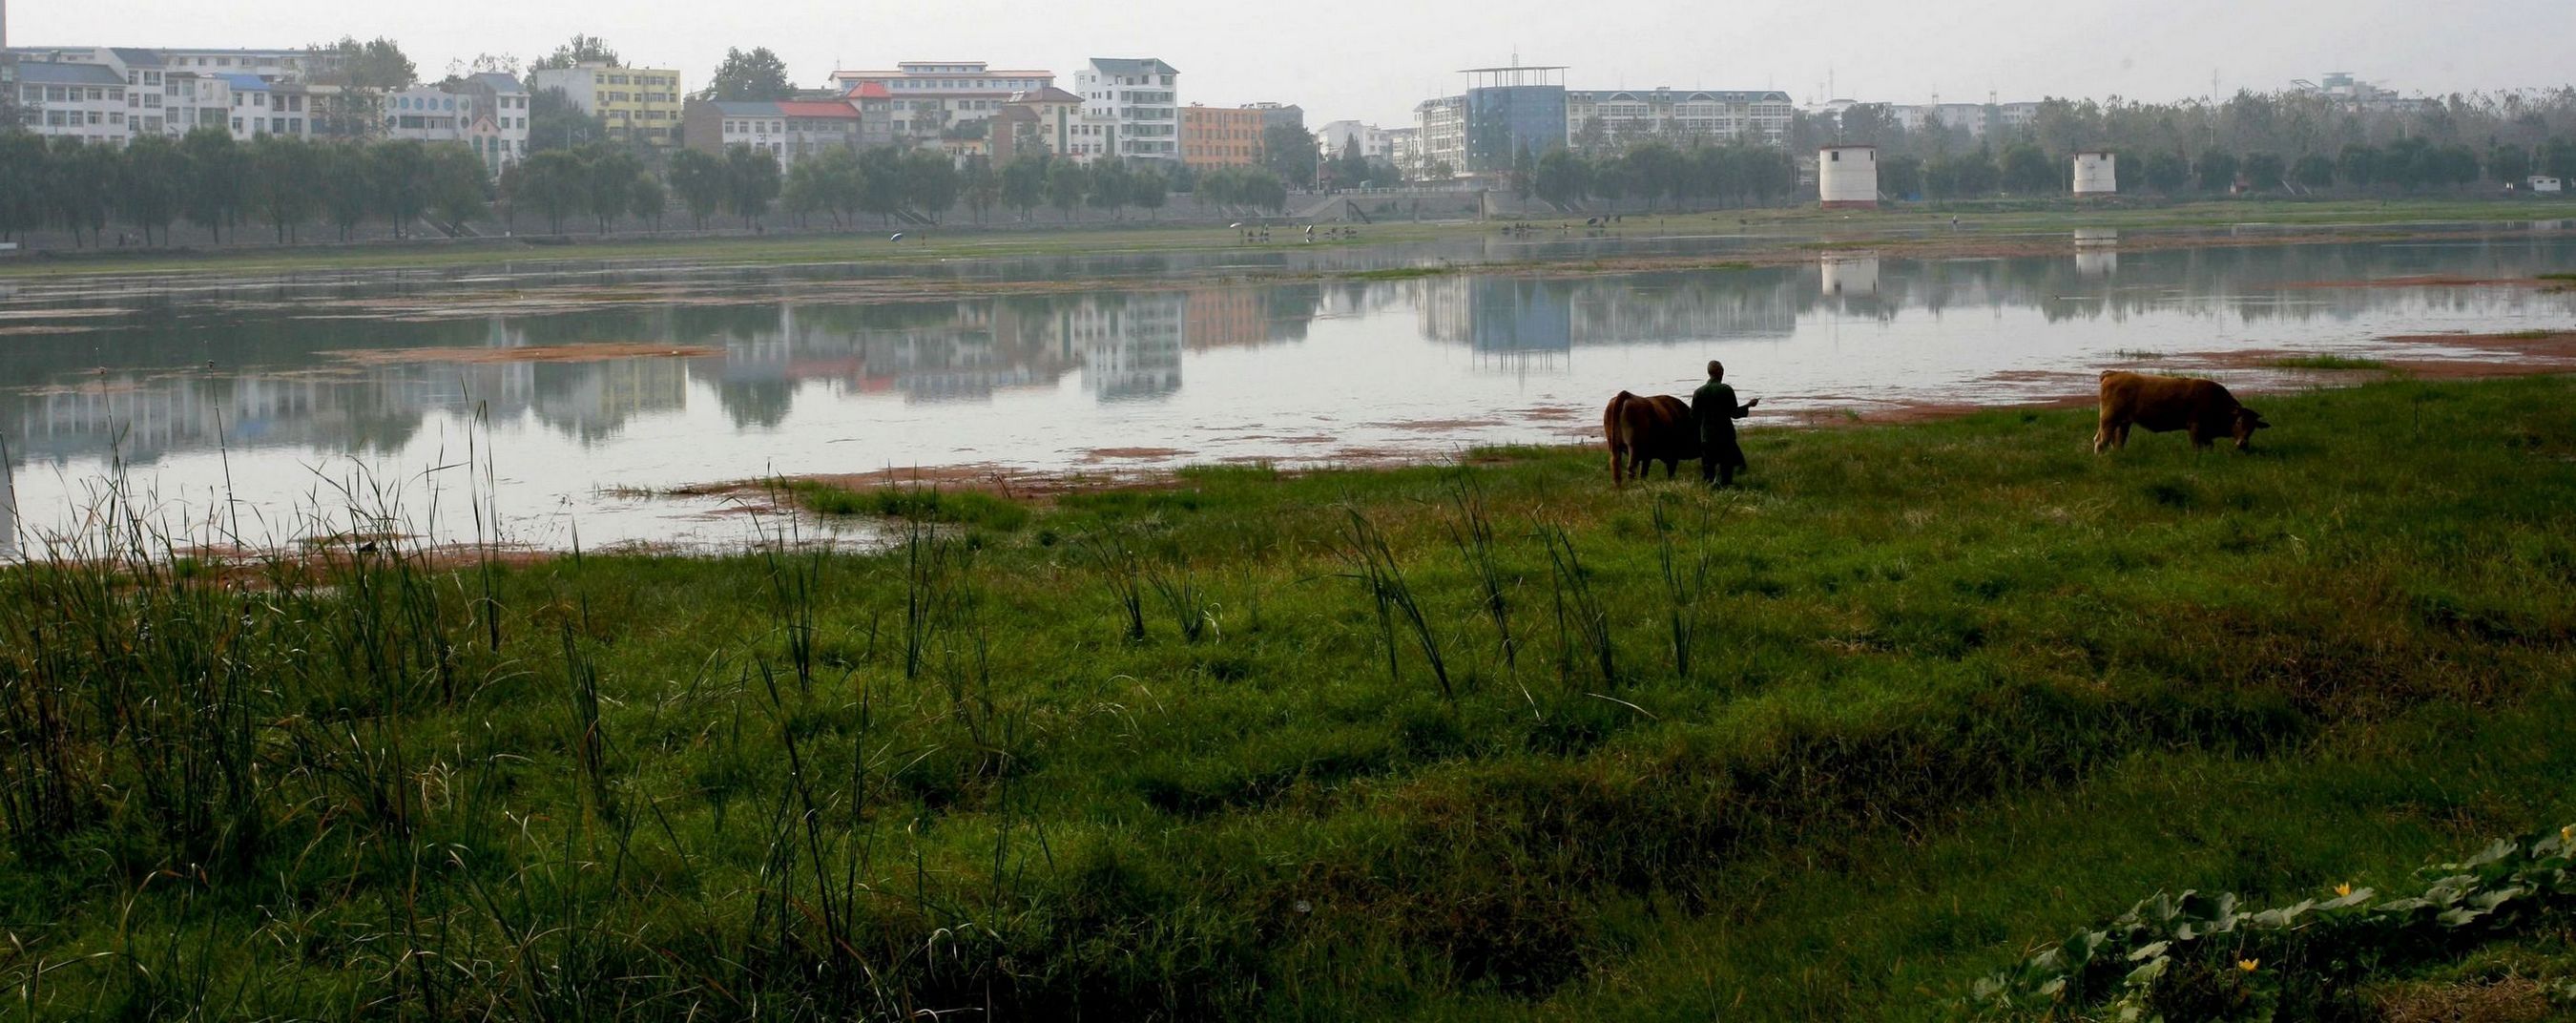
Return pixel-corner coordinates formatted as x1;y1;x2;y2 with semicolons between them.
1605;391;1700;484
2093;371;2270;452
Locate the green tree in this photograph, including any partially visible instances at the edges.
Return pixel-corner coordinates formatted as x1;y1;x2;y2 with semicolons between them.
582;145;642;232
2291;154;2337;191
426;144;490;236
0;133;49;242
2487;143;2531;184
1132;169;1168;220
2138;151;2189;193
518;149;587;233
2195;149;2239;193
723;144;780;228
902;148;958;219
369;140;435;238
1532;149;1588;208
2239;152;2286;192
2337;143;2381;190
1999;142;2057;195
629;173;667;232
1260;122;1317;187
855;146;904;224
528;87;610;153
306;36;417;91
1880;154;1925;199
959;157;1000;223
115;135;186;244
703;47;796;102
321;144;374;240
178;129;244;242
782;157;832;226
1510;143;1536;202
1046;160;1088;221
667;148;728;230
1087;158;1132;219
48;137;114;246
531;34;620;72
244;136;322;243
1001;155;1048;220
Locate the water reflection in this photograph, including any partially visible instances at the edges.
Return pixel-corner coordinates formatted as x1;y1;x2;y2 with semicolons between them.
2;233;2572;549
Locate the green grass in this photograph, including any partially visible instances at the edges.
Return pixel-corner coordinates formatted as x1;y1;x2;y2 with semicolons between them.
2262;354;2392;370
786;479;1033;532
2;376;2573;1020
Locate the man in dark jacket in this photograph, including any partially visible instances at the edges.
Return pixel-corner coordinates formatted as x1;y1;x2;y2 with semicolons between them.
1691;360;1758;487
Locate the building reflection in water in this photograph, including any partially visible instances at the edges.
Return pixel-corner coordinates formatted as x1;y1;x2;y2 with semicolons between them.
5;233;2568;491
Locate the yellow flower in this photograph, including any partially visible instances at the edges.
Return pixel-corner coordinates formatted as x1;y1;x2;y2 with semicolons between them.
2335;883;2353;897
2237;958;2260;973
2561;825;2572;846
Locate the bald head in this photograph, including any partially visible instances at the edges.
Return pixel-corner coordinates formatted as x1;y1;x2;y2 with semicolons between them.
1707;361;1725;381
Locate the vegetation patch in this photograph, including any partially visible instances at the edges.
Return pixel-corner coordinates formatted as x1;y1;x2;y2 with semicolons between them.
2264;353;2391;370
0;376;2568;1020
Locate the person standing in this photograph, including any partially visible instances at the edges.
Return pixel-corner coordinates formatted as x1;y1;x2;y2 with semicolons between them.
1691;360;1759;487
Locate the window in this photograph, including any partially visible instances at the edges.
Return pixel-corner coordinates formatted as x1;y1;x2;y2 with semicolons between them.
231;117;242;131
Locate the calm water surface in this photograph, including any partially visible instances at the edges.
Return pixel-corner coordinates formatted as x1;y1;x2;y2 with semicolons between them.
4;229;2573;553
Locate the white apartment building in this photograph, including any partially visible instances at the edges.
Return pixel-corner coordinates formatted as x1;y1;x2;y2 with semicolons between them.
12;60;131;142
1415;95;1466;177
826;60;1055;143
1072;57;1179;165
1318;119;1398;161
382;81;528;171
1564;89;1793;148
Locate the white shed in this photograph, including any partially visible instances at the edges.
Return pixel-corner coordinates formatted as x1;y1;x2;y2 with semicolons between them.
2529;176;2565;195
2073;151;2117;196
1818;145;1879;209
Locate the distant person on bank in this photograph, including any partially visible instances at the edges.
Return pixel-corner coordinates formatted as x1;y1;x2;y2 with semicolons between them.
1691;361;1758;487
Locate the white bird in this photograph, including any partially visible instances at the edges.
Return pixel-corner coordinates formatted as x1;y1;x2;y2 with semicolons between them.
889;232;906;242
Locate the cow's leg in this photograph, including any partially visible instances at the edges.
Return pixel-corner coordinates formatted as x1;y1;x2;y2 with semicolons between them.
1663;458;1679;479
1610;443;1627;486
2093;412;2116;453
2114;423;2131;449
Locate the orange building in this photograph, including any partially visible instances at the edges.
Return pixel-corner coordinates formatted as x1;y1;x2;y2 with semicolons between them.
1182;104;1266;170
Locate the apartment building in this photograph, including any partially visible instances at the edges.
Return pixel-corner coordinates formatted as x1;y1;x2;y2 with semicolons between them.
1180;104;1263;170
989;86;1084;161
1415;95;1465;176
1072;57;1179;164
218;74;315;138
826;61;1057;144
12;61;130;142
382;77;530;171
530;62;683;146
1564;88;1794;149
682;98;880;165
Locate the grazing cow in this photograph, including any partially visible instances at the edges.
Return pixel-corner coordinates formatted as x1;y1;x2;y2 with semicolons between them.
2093;371;2271;452
1605;391;1700;484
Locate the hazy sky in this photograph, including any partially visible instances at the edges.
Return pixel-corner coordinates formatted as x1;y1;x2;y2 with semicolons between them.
14;0;2568;125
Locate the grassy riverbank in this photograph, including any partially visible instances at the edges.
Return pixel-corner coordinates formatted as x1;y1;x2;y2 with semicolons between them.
1;196;2567;281
2;375;2572;1020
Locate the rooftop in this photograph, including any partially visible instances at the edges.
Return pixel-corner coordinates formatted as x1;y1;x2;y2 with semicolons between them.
1088;57;1178;77
12;61;125;85
777;100;862;118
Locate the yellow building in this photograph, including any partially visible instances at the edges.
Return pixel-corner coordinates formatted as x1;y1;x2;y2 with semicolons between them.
530;62;685;146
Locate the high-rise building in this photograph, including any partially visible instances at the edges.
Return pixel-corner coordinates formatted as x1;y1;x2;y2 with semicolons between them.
1073;57;1179;165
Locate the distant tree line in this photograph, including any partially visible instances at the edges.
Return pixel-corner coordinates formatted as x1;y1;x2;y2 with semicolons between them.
0;129;490;246
1812;88;2576;199
1526;141;1803;210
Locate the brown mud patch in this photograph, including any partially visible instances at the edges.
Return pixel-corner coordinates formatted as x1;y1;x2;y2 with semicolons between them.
325;342;726;365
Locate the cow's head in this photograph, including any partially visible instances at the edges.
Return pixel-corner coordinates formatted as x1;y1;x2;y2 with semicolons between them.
2232;407;2271;450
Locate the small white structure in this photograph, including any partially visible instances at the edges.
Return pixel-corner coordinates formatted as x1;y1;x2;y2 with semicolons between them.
1818;144;1878;209
2529;176;2565;195
2073;151;2117;196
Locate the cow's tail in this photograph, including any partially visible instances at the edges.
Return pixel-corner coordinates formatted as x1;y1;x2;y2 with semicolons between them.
1605;390;1637;485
